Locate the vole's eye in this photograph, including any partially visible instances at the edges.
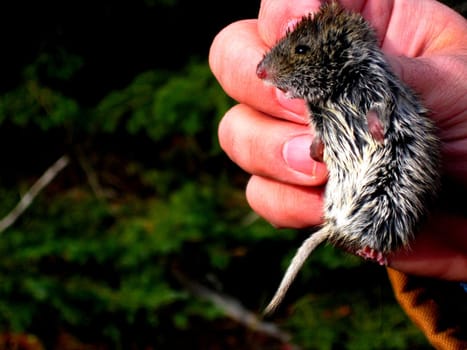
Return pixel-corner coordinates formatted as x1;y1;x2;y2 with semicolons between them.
295;45;311;54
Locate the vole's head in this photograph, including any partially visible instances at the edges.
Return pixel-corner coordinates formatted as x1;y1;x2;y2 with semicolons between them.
256;2;378;103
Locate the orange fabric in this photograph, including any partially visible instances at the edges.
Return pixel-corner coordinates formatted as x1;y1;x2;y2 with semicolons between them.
387;268;467;350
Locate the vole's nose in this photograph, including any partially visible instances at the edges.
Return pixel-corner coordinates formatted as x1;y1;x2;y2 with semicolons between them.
256;64;268;79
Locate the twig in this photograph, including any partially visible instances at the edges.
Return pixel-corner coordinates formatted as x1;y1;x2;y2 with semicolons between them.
75;147;109;200
174;271;300;349
0;155;70;233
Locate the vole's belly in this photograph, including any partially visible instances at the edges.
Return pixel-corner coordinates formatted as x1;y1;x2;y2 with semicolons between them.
322;148;405;253
324;173;366;244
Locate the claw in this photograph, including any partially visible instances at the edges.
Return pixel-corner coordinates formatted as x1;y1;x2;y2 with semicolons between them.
356;246;387;266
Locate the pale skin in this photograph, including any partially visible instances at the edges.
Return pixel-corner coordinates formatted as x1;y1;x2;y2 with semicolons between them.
209;0;467;280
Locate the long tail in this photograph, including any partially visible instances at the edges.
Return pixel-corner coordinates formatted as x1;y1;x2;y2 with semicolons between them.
264;228;329;315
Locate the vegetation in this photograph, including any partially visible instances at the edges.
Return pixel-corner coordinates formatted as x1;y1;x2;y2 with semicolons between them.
0;0;464;349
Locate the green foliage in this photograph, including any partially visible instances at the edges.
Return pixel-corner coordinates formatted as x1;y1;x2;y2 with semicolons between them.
285;276;428;349
0;50;82;130
0;81;79;129
93;60;233;148
93;70;170;134
0;178;278;346
0;56;232;148
23;50;84;82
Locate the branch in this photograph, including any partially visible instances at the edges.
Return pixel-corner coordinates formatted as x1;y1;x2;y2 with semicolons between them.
0;155;70;233
174;271;300;349
75;147;109;200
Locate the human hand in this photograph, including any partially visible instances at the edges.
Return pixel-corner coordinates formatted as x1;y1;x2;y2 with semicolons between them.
209;0;467;280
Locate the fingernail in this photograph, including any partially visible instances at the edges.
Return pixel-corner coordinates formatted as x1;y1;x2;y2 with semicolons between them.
282;134;318;175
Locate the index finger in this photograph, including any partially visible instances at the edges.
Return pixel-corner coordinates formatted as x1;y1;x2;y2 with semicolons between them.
209;19;308;123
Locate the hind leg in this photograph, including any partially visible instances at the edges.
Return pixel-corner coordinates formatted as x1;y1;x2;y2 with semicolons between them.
356;246;388;266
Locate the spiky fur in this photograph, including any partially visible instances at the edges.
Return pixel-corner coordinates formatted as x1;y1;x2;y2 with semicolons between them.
257;2;440;313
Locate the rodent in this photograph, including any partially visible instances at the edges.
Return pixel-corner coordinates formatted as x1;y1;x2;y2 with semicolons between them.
256;1;441;314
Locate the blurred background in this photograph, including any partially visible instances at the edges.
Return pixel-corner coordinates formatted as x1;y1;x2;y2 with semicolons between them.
0;1;465;349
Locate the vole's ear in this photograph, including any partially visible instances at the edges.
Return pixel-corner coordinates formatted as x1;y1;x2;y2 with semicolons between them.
366;109;385;144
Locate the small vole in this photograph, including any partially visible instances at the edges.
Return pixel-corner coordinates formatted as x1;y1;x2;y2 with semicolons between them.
256;1;440;314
